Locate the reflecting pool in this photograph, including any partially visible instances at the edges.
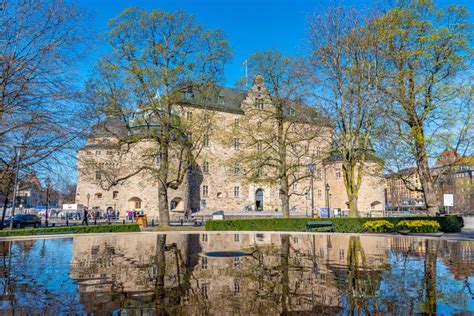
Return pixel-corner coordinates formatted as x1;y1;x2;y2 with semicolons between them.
0;233;472;314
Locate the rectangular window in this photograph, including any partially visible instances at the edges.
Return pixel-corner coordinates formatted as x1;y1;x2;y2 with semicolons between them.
95;171;101;181
257;141;262;151
203;134;209;147
202;234;208;242
256;98;264;110
318;190;322;198
234;186;240;198
106;151;113;156
95;150;101;156
234;138;240;150
202;185;209;197
257;121;262;129
201;283;209;299
86;151;92;155
336;168;341;178
234;234;240;242
203;114;210;124
316;147;321;156
218;94;225;105
201;256;208;270
234;281;240;295
155;154;161;166
234;118;240;128
306;189;311;200
293;183;298;191
186;111;192;121
233;163;240;175
203;161;209;174
184;90;193;100
113;191;119;199
256;168;263;178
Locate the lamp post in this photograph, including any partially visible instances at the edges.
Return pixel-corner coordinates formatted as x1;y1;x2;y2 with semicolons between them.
308;163;316;218
45;178;51;227
9;146;23;230
325;183;330;210
87;193;90;209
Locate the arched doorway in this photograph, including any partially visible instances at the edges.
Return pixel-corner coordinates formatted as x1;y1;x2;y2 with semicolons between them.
255;189;264;211
128;197;142;210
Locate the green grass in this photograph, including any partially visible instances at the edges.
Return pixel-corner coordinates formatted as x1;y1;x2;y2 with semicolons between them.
205;216;463;233
0;224;141;237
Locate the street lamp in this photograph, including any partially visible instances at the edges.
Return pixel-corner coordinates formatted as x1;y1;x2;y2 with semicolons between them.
9;146;24;230
45;177;51;227
308;163;316;218
325;183;330;210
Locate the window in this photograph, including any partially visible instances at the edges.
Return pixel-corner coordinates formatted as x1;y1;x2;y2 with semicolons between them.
94;193;102;199
293;183;298;191
203;134;209;147
318;190;322;198
234;186;240;198
305;189;310;200
203;114;210;124
202;256;208;270
234;118;240;128
155;154;161;166
187;132;192;142
218;94;225;105
234;281;240;295
233;163;240;175
257;121;262;129
186;111;192;121
336;168;341;178
256;168;263;178
202;185;209;197
184;90;193;100
201;283;209;299
339;249;345;261
203;161;209;174
289;108;296;116
95;171;101;181
202;234;208;242
86;151;92;155
317;169;322;178
95;150;101;156
256;98;264;110
257;141;262;151
106;151;113;156
316;147;321;156
234;138;240;150
234;234;240;242
113;191;119;199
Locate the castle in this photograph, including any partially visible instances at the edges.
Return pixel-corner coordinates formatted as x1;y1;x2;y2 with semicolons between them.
75;76;385;220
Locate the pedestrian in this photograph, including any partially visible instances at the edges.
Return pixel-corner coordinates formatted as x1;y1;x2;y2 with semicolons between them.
82;208;89;226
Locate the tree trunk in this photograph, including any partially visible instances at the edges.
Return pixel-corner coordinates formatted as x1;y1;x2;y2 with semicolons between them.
412;124;439;216
0;197;8;231
280;179;290;218
424;240;438;315
280;234;290;314
158;181;170;227
348;194;359;218
155;234;167;313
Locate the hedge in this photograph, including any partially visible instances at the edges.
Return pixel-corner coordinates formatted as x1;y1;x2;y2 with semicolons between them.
0;224;141;237
205;216;463;233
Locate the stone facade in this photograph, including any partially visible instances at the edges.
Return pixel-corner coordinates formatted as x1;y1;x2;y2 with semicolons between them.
75;77;385;219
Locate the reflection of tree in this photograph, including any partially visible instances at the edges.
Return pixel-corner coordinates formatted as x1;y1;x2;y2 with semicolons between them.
280;234;290;315
423;240;438;315
346;236;383;314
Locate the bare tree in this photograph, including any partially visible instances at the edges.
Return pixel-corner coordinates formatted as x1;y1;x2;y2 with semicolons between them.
84;8;231;226
228;50;329;217
0;0;87;225
308;6;384;217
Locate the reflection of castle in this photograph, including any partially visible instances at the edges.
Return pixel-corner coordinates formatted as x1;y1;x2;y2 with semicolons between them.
69;233;389;314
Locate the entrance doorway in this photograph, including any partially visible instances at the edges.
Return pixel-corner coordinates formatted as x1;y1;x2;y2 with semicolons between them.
255;189;263;211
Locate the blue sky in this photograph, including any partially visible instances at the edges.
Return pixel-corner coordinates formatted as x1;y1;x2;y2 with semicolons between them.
76;0;474;88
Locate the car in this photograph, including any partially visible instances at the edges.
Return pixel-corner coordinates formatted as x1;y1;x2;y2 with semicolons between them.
4;214;41;228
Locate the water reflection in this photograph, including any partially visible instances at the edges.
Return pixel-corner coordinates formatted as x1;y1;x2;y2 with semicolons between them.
0;233;472;314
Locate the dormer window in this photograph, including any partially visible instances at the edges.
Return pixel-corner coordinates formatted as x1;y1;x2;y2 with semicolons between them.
186;111;192;121
256;99;264;110
184;90;193;100
218;94;225;105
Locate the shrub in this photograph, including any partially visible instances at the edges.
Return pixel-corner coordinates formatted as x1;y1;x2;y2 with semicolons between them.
364;220;395;233
396;220;440;233
0;224;140;237
206;216;463;233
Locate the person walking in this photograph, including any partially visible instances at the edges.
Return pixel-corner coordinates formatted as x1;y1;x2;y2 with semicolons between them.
82;208;89;226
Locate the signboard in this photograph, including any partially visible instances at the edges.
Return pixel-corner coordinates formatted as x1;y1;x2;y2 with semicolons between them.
319;208;330;218
443;194;454;207
62;204;84;211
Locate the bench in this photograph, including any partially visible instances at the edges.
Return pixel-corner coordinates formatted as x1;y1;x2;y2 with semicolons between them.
306;220;333;232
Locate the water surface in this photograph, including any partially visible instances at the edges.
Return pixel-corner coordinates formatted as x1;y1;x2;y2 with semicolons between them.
0;233;472;314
